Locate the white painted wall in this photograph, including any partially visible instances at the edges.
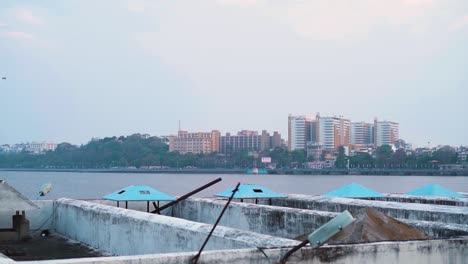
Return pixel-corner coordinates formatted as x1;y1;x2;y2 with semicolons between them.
53;198;298;256
273;195;468;224
172;198;336;239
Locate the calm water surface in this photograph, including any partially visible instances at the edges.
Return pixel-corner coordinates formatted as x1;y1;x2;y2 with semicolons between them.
1;171;467;199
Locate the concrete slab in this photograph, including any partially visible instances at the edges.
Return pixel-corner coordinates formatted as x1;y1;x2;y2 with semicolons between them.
0;233;103;261
273;194;468;224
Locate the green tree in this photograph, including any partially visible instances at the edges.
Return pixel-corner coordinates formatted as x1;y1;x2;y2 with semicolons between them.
375;145;393;168
392;148;407;168
433;146;458;164
291;150;307;164
334;146;347;168
349;152;373;168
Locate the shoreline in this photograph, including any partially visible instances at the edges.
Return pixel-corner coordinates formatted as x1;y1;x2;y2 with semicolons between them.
1;168;467;176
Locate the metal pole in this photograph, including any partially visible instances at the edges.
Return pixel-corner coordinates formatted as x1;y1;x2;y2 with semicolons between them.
192;182;240;264
152;178;222;214
125;201;128;209
147;201;149;212
152;202;160;215
280;239;309;264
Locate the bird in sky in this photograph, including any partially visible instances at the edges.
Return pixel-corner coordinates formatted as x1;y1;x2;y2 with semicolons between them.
1;77;6;80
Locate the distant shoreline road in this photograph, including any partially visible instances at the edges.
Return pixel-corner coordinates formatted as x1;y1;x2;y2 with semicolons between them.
0;168;246;174
0;168;467;176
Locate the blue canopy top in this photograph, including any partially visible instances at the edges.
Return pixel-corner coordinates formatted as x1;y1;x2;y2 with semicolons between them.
322;183;384;198
405;184;464;198
103;185;176;201
214;184;287;199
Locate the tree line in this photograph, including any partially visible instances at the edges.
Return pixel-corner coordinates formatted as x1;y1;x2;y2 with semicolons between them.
0;134;464;169
335;145;462;169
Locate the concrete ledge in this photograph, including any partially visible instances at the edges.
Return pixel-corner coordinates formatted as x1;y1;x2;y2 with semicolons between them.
53;198;299;256
173;198;468;239
273;194;468;225
19;237;468;264
172;197;337;239
367;194;468;207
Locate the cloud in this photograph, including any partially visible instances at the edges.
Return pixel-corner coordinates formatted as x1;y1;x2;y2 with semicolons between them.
15;8;44;25
216;0;267;8
1;31;35;41
1;31;53;49
127;0;146;13
448;15;468;32
279;0;438;40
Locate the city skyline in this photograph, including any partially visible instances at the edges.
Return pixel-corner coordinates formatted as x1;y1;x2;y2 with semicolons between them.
1;0;467;147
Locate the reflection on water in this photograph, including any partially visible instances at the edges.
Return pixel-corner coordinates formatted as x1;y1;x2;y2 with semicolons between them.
0;171;467;200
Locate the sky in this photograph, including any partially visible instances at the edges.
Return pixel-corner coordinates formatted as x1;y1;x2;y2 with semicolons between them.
0;0;467;147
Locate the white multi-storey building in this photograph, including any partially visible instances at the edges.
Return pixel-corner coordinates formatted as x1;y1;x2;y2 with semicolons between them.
374;119;399;147
317;115;351;151
288;115;313;151
27;142;57;154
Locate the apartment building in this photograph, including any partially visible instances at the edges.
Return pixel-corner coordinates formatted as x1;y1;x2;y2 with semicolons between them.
374;119;399;147
288;115;314;151
169;130;220;154
351;122;374;146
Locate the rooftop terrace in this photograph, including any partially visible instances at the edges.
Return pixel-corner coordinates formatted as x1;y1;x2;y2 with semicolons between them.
0;191;467;263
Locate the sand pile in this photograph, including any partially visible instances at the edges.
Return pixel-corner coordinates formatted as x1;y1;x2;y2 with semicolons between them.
327;208;430;244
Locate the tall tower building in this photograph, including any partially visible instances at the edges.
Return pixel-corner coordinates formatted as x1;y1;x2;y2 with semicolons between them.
374;119;399;147
316;114;351;151
351;122;374;146
288;115;314;151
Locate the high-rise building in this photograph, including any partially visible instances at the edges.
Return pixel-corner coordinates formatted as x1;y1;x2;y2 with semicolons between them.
220;130;261;154
261;130;271;151
351;122;374;146
316;114;351;151
374;119;399;147
271;131;282;149
288;115;314;151
169;130;221;154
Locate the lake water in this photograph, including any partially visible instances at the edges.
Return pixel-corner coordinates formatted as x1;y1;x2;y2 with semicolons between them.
1;171;467;199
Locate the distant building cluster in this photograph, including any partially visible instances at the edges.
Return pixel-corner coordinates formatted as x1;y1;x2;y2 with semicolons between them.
288;113;400;157
169;130;221;154
168;130;283;154
0;142;57;154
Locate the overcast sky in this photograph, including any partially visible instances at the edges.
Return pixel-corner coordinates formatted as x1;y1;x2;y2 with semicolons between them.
0;0;467;147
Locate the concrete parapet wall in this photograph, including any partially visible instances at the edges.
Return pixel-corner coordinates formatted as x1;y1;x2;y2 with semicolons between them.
367;194;468;207
172;198;336;239
400;219;468;237
53;198;298;256
22;237;468;264
272;195;468;225
172;198;468;239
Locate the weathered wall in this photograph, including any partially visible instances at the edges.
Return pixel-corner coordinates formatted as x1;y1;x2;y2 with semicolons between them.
0;200;54;234
272;195;468;224
172;198;468;239
53;198;298;256
366;194;468;207
172;197;336;239
22;237;468;264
